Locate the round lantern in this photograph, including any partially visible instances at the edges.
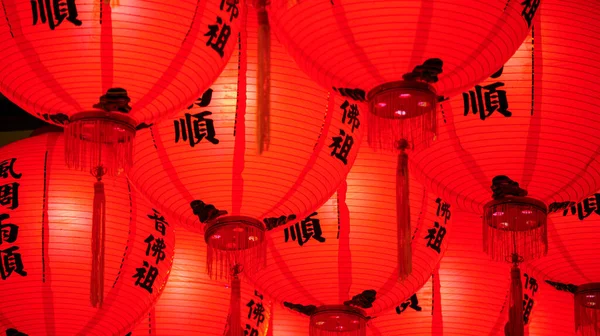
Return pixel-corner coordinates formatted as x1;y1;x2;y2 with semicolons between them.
267;0;539;150
0;0;242;175
525;188;600;336
129;3;365;282
127;230;271;336
247;143;453;336
0;132;174;335
411;0;600;214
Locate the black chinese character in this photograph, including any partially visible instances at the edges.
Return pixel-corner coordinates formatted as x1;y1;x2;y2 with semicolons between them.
205;17;231;58
329;129;354;165
522;294;534;324
425;221;446;253
435;198;451;223
187;88;213;110
40;113;70;125
30;0;82;30
0;183;19;210
254;290;264;300
6;329;28;336
548;201;575;214
340;100;360;132
244;325;259;336
147;209;169;236
565;194;600;220
0;246;27;280
263;214;296;231
523;273;538;296
133;261;159;293
332;87;366;102
246;300;266;327
144;235;167;265
284;212;325;246
463;82;512;120
395;294;422;315
219;0;239;22
0;214;18;245
521;0;540;28
545;279;578;294
174;112;219;146
0;159;21;179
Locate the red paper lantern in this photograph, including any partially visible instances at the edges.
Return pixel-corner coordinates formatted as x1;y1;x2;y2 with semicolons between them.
0;132;174;335
247;144;453;336
411;0;600;214
522;191;600;336
0;0;242;175
128;230;272;336
129;4;365;281
267;0;539;150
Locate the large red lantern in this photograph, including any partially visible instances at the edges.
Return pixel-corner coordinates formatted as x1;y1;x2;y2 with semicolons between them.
411;0;600;214
0;132;174;335
522;191;600;336
0;0;242;175
247;144;453;336
129;4;364;282
128;230;272;336
267;0;539;150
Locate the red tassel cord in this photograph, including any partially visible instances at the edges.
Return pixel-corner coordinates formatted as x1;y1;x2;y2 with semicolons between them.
90;166;106;308
505;255;524;336
396;139;412;280
256;0;271;154
226;265;242;336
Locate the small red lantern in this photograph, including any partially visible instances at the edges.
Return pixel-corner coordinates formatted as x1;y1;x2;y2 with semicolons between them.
128;230;271;336
247;144;453;336
411;0;600;214
0;0;242;175
0;133;174;335
129;4;365;283
267;0;539;150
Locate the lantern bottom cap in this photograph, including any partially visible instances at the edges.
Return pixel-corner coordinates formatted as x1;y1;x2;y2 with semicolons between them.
367;80;436;119
309;305;368;335
204;216;266;280
65;110;137;176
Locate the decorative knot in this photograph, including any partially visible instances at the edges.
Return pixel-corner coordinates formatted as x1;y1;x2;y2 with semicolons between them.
343;289;377;309
283;302;317;316
93;88;132;113
402;58;443;83
395;139;410;151
231;264;244;277
491;175;528;200
190;200;228;223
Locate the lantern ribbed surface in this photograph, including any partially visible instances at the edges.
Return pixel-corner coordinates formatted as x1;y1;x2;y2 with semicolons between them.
248;143;453;320
268;0;535;98
0;133;174;336
0;0;240;127
411;0;600;214
129;6;364;234
128;230;271;336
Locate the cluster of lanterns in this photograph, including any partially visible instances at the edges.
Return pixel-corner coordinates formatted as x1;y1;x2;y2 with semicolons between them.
0;0;598;335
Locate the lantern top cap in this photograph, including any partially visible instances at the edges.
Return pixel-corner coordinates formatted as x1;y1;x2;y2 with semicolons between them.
483;195;547;213
69;110;137;129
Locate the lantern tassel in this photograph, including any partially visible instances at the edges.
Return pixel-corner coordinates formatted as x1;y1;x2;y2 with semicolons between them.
574;284;600;336
90;168;106;308
256;1;271;154
505;255;524;336
396;139;412;280
226;268;242;336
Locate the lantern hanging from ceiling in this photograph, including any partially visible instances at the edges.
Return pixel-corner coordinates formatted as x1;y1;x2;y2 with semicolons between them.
129;3;365;283
246;143;453;336
525;187;600;336
127;230;271;336
410;0;600;214
0;0;242;175
267;0;539;151
0;132;174;335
